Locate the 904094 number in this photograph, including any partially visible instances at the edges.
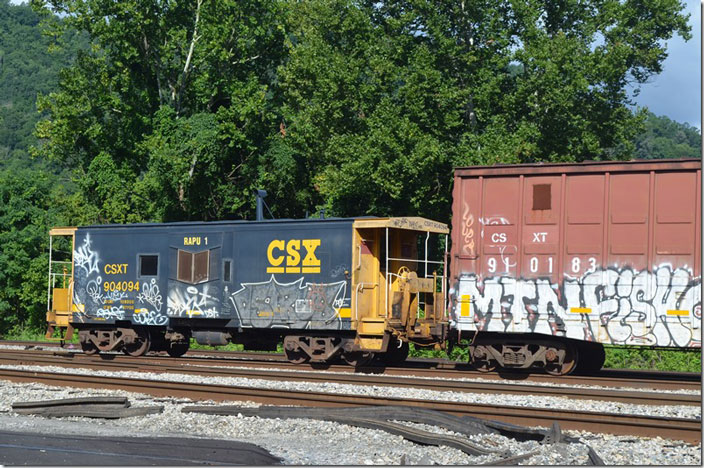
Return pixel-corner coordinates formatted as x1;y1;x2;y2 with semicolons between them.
103;280;140;292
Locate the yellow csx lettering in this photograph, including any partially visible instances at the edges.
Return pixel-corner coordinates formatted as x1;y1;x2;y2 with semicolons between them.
267;239;321;274
104;263;128;275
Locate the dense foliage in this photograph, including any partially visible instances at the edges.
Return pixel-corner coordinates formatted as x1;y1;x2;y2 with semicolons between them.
634;111;701;159
0;0;87;164
0;0;700;373
28;0;693;224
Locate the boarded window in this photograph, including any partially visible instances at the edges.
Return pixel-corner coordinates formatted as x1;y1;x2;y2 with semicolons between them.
193;251;209;283
177;250;193;283
177;249;211;284
139;255;158;276
533;184;551;210
224;260;231;282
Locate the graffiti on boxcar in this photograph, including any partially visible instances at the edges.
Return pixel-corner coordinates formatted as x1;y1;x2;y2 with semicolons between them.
167;285;219;318
461;204;475;256
453;265;701;347
137;278;163;312
229;275;347;329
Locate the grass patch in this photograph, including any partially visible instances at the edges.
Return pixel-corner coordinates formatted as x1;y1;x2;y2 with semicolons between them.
604;346;701;373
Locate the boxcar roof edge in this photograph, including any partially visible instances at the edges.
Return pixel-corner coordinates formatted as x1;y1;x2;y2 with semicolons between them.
454;158;701;177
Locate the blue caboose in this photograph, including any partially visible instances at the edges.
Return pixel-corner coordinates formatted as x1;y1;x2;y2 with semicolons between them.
47;217;448;365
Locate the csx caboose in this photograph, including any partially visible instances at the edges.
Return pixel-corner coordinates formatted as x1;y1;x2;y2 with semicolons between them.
46;217;449;365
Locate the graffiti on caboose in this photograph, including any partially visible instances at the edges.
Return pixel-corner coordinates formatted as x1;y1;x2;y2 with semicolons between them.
137;278;163;312
228;275;347;329
72;234;168;324
167;285;220;318
453;265;702;347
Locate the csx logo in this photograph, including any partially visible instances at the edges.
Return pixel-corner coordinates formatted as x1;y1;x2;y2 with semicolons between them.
267;239;321;274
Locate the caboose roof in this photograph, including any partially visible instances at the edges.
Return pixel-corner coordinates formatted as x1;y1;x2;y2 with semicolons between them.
51;216;449;234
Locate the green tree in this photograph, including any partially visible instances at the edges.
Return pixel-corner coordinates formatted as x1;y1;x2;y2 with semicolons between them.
0;166;82;333
31;0;288;222
274;0;691;221
31;0;692;224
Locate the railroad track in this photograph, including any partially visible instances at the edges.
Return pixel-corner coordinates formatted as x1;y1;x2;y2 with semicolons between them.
4;340;701;390
0;349;699;407
0;366;699;444
2;339;699;392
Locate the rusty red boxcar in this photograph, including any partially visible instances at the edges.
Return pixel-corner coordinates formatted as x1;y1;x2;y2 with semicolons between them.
449;158;701;374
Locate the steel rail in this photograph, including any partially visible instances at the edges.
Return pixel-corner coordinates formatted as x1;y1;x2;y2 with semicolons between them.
0;350;698;407
2;340;700;391
0;367;699;444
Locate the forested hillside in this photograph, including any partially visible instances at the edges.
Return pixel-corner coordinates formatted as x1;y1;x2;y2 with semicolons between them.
633;112;701;159
0;0;699;334
0;0;87;167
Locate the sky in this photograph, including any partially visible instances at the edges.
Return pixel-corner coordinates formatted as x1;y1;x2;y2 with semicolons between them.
631;0;701;130
9;0;702;129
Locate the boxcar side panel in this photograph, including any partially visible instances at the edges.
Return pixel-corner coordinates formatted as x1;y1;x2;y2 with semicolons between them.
450;160;702;348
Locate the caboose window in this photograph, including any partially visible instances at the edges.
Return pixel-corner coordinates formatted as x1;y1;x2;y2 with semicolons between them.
224;260;231;282
177;249;210;284
533;184;551;210
139;255;158;276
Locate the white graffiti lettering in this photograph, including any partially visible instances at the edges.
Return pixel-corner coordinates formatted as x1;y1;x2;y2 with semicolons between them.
74;234;100;276
168;285;219;318
95;306;125;321
137;278;163;312
133;309;168;326
454;266;701;348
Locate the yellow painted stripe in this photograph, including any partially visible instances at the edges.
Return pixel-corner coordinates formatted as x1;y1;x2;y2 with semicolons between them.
302;267;320;273
338;307;351;318
285;267;301;273
460;294;471;317
667;310;689;316
267;267;284;273
570;307;592;314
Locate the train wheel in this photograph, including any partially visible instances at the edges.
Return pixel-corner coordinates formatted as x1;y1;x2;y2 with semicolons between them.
381;339;409;366
342;351;374;367
285;347;310;364
166;341;189;358
123;328;150;357
470;359;497;372
545;343;577;376
469;345;496;372
80;340;99;355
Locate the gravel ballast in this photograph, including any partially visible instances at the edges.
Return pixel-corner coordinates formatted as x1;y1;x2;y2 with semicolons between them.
1;363;699;420
0;377;700;465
